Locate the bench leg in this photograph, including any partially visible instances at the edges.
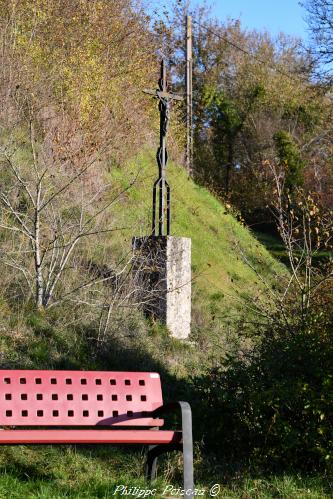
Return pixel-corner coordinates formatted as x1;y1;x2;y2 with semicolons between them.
145;432;193;499
180;403;194;499
145;402;194;498
145;444;158;481
145;443;181;482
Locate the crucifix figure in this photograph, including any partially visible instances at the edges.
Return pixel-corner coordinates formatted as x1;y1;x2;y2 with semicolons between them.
144;59;183;236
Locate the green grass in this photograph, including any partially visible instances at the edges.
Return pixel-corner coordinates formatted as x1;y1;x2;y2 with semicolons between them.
216;474;332;498
0;446;157;499
253;231;331;266
0;446;330;498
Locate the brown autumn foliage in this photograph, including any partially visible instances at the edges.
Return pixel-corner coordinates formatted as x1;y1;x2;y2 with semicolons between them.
0;0;160;169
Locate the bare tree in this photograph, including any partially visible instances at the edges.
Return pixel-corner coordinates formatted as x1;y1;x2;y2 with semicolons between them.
303;0;333;70
0;101;140;309
269;159;333;317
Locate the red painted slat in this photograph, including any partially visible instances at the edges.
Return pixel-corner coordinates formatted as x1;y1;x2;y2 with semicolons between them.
0;370;164;427
0;430;182;445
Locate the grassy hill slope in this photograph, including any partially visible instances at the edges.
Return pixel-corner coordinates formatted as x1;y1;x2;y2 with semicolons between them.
107;150;284;317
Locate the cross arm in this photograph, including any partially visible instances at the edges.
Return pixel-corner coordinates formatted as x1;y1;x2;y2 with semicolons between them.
143;89;184;101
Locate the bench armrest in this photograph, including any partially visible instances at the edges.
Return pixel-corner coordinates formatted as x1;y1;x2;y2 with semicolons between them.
152;402;192;439
152;401;191;419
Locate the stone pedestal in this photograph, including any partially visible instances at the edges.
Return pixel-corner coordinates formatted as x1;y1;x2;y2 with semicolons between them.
132;236;191;339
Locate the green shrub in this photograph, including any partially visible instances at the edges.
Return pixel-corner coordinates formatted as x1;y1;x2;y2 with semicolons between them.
194;312;333;471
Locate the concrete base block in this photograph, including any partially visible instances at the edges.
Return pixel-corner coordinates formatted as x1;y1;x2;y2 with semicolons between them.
132;236;191;339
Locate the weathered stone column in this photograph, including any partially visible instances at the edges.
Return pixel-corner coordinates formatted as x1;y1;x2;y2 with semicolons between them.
132;236;191;339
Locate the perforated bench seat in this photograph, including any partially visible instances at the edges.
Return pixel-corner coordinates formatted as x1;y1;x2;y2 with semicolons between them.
0;429;182;445
0;370;194;498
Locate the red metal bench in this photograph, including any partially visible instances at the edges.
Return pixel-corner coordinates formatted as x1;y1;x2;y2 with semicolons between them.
0;370;194;497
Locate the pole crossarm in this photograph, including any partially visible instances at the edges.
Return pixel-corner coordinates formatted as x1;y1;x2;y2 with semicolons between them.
143;60;183;237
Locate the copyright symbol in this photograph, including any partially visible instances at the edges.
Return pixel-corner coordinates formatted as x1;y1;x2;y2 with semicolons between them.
210;483;221;497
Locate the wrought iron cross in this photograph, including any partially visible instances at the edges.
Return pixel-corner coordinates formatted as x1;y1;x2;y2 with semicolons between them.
144;60;183;236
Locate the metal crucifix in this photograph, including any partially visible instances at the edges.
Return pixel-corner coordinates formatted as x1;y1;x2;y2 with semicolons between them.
144;60;183;236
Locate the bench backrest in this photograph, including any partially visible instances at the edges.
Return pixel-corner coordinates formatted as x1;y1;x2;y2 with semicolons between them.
0;370;164;427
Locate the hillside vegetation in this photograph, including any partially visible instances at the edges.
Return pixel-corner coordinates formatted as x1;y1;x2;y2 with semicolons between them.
0;147;285;372
1;153;329;499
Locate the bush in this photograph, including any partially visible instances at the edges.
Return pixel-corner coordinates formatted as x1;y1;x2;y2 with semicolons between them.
194;311;333;471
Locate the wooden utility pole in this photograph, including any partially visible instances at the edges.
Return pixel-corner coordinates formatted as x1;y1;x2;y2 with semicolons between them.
186;15;193;177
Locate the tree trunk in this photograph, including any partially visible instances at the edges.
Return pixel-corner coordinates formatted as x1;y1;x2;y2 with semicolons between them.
34;202;44;309
225;141;233;197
